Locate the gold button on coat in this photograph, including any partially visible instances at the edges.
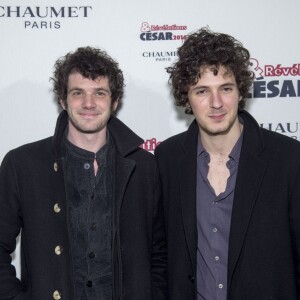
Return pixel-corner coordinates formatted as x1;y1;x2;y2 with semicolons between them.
53;290;61;299
55;245;63;255
54;203;61;213
53;162;58;172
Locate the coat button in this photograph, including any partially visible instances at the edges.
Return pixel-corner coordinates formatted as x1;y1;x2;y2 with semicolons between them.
55;245;63;255
53;290;61;299
54;203;61;213
53;162;59;172
188;275;195;283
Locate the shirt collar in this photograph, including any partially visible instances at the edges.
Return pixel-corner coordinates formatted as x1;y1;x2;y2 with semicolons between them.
64;129;110;161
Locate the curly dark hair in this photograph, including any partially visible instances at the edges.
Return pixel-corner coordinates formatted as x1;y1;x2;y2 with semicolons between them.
167;27;254;113
51;46;124;104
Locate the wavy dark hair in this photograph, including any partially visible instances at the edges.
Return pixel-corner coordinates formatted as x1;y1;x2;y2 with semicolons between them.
51;46;124;104
167;27;254;113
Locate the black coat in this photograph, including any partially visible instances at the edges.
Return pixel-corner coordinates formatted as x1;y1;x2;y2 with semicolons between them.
155;110;300;300
0;111;166;300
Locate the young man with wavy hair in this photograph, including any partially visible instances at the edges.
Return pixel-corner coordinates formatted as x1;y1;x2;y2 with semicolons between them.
155;28;300;300
0;47;166;300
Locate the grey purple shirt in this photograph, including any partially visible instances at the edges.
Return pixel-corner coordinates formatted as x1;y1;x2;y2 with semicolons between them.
196;130;243;300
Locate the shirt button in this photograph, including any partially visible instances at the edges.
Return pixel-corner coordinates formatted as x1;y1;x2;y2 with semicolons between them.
53;290;61;299
87;280;93;287
89;252;95;259
215;256;220;261
218;283;223;289
55;245;63;255
84;163;90;170
90;193;94;199
212;227;218;233
90;223;97;231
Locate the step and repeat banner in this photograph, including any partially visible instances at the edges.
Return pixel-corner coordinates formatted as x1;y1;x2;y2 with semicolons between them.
1;0;299;276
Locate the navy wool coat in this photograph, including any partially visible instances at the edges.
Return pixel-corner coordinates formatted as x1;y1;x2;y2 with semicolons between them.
0;111;166;300
155;110;300;300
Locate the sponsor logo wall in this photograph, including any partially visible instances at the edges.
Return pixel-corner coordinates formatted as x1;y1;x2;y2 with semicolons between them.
249;58;300;141
1;0;299;276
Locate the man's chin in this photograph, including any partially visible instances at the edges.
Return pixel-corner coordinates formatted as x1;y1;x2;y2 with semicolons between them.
78;128;103;134
201;125;231;136
72;124;105;134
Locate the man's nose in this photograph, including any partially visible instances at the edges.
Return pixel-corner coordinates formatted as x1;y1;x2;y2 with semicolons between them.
82;93;96;108
210;92;223;109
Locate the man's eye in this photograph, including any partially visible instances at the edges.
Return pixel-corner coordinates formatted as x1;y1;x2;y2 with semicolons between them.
223;87;233;92
72;91;82;96
196;89;206;95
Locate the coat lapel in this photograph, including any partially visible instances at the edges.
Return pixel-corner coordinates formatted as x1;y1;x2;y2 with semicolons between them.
114;155;136;212
107;114;143;211
106;116;141;298
227;111;267;289
179;121;199;271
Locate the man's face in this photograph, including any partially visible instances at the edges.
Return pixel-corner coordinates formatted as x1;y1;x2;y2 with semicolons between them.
61;72;117;136
187;66;241;137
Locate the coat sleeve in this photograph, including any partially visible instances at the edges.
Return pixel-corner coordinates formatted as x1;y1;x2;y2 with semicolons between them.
289;154;300;299
0;152;27;299
151;163;167;299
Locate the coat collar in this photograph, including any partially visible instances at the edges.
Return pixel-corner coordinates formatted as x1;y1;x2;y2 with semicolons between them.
227;110;267;290
237;109;265;155
181;110;265;152
177;119;199;272
51;110;144;158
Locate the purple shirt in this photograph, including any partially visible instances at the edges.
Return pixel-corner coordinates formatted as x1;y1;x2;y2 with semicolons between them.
196;132;243;300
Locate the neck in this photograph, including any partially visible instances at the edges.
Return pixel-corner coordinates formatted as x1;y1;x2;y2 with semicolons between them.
200;121;242;157
67;125;107;153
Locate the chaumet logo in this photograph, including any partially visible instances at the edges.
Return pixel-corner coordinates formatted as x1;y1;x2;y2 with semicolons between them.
260;122;300;141
0;6;92;29
249;58;300;99
139;21;187;41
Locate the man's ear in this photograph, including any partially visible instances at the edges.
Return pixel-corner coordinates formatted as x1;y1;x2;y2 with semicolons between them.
112;99;119;111
60;99;66;110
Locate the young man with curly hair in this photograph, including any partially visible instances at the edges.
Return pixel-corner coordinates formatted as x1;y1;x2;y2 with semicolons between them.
155;27;300;299
0;47;166;300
